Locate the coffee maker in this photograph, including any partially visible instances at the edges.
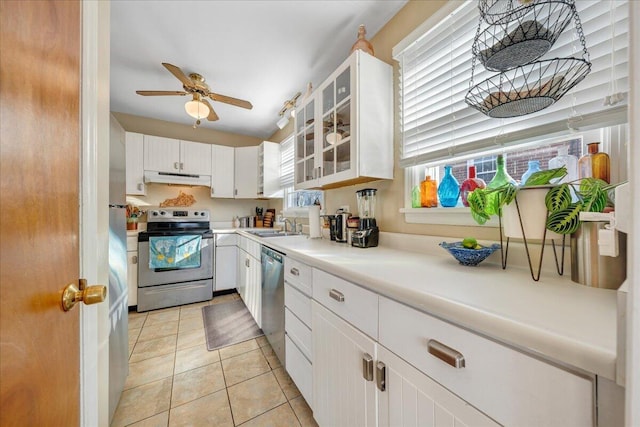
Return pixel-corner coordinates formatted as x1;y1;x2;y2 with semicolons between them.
352;188;379;248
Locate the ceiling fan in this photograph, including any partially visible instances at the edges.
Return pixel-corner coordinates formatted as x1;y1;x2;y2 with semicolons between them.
136;63;253;126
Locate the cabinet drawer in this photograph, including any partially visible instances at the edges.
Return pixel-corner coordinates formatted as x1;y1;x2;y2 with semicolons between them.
379;296;594;427
285;335;313;408
284;257;312;296
285;282;311;327
126;235;138;251
215;233;237;247
285;308;312;360
312;269;378;340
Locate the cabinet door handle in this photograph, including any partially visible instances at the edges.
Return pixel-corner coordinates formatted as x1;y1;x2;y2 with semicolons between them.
245;259;250;268
174;162;180;170
362;353;374;381
329;289;344;302
210;186;214;195
234;189;238;196
376;361;386;392
132;255;137;264
427;339;465;369
137;183;143;191
180;162;184;170
290;267;300;276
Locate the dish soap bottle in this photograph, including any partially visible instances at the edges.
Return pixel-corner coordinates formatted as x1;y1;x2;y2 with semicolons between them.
420;175;437;208
579;142;610;183
437;165;460;207
520;160;541;186
460;165;486;207
486;154;517;215
548;146;578;184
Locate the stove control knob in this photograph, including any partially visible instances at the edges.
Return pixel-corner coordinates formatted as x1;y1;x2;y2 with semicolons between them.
151;211;158;216
160;211;166;216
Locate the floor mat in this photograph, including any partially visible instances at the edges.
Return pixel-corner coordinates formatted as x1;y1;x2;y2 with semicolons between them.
202;299;263;351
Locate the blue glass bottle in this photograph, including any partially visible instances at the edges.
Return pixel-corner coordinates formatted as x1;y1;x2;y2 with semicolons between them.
520;160;541;186
437;165;460;207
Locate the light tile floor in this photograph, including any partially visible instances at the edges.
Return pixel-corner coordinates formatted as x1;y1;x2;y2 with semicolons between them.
112;293;318;427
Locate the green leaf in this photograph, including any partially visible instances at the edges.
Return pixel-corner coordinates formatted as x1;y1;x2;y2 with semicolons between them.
467;189;488;224
502;184;517;206
523;167;568;186
545;185;571;212
546;203;583;235
584;187;607;212
471;209;490;225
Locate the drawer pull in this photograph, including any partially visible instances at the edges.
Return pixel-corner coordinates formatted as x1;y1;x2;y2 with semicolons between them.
132;255;138;264
427;339;465;369
290;267;300;276
362;353;374;381
329;289;344;302
376;361;386;392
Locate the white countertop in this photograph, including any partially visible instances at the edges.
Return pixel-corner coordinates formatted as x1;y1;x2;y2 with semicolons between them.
228;229;618;380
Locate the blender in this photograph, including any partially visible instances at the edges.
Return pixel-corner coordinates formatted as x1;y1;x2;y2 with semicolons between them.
352;188;379;248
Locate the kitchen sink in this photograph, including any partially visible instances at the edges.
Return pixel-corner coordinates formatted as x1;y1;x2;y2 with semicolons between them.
246;230;303;238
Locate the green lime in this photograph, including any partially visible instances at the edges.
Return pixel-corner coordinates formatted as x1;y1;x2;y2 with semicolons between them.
462;237;477;249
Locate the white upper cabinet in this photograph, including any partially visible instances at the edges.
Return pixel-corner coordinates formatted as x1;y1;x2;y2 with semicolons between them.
125;132;145;195
234;146;258;198
295;50;392;190
210;144;235;198
180;140;212;175
143;135;211;175
258;141;282;198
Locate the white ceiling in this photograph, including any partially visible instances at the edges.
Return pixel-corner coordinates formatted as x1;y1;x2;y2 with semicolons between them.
110;1;407;140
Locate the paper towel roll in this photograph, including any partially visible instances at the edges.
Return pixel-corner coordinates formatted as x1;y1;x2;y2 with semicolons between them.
308;205;321;238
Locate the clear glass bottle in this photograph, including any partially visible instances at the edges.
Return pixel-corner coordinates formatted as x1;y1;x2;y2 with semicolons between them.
486;154;516;215
437;165;460;207
548;146;578;184
520;160;541;186
420;175;437;208
460;165;486;207
581;142;610;183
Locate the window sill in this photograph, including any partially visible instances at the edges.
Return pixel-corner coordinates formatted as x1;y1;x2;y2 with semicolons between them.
400;207;499;227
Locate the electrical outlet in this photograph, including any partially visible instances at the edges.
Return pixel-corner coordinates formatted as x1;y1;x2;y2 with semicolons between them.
339;205;350;213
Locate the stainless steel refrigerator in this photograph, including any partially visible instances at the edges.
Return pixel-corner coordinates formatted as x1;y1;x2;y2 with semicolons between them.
108;131;129;422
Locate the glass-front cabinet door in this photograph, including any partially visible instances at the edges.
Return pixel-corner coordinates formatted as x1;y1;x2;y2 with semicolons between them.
319;61;355;185
294;96;318;189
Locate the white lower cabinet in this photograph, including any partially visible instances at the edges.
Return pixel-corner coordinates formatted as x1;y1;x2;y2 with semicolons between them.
377;345;499;427
312;301;377;427
236;237;261;327
215;233;237;291
126;235;138;307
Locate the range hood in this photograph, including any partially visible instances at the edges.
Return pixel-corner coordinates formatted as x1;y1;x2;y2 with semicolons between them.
144;170;211;187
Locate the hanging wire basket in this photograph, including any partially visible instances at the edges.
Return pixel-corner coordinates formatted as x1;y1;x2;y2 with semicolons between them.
466;0;591;118
465;57;591;118
479;0;541;25
475;1;574;71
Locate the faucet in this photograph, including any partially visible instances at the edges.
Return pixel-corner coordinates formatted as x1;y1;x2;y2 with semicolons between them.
283;218;297;233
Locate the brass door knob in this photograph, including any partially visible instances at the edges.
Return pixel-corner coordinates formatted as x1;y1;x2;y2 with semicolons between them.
62;278;107;312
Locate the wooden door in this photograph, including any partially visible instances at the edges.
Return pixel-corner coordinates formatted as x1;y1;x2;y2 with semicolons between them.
0;1;82;425
312;302;377;427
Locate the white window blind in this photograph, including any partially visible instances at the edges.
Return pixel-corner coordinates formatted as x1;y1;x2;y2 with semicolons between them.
280;134;294;188
394;0;629;168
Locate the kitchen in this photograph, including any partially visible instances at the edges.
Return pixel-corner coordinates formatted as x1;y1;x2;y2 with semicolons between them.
1;1;638;427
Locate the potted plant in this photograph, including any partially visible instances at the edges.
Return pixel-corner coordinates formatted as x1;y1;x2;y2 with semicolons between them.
467;166;617;235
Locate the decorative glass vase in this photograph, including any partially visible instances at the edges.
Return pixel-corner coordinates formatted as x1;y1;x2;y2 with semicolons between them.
437;165;460;207
420;175;437;208
579;142;610;183
460;165;486;207
548;146;578;184
520;160;541;186
486;154;517;215
411;186;421;208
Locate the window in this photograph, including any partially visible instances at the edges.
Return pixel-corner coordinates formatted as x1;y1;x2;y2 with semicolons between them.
393;0;629;167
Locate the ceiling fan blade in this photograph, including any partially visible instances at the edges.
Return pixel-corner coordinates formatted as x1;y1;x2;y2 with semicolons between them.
162;63;194;88
136;90;188;96
202;99;219;121
208;92;253;110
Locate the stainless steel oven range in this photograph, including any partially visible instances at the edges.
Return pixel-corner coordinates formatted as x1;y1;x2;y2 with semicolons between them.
137;208;213;312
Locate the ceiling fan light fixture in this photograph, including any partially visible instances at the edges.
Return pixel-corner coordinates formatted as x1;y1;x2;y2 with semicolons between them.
185;99;210;120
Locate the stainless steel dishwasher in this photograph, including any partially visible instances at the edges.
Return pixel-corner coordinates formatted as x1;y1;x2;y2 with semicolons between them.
261;245;285;367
